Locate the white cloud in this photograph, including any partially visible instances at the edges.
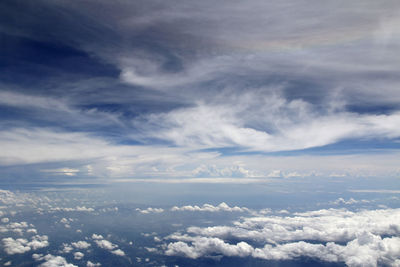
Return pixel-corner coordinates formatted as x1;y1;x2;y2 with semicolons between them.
33;254;77;267
136;100;400;153
2;1;400;181
73;251;84;260
61;243;73;253
94;239;117;250
111;249;126;256
192;164;257;178
145;247;158;253
92;236;125;257
136;207;164;214
50;206;94;212
331;198;370;205
91;234;104;240
2;235;49;255
1;126;400;179
86;261;101;267
27;228;38;234
28;235;50;250
0;221;29;234
41;168;80;176
164;208;400;266
2;237;31;254
171;202;250;213
71;241;91;250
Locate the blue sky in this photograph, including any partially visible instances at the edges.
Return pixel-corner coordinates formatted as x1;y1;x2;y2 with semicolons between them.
1;0;400;183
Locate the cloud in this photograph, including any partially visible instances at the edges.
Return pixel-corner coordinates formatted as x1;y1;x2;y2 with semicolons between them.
349;190;400;194
41;168;80;176
136;207;164;214
50;206;94;212
61;244;73;253
2;237;31;254
2;235;49;255
73;251;84;260
33;254;77;267
331;198;370;205
135;99;400;152
71;241;91;250
91;234;104;240
171;202;250;213
86;261;101;267
94;239;117;250
0;221;29;234
192;164;257;178
93;236;126;257
111;249;126;256
2;0;400;180
164;208;400;266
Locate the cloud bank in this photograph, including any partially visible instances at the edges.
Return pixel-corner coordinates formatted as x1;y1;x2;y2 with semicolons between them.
164;208;400;266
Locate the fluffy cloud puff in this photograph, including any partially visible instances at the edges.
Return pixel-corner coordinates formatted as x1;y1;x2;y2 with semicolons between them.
71;241;91;250
33;254;77;267
164;208;400;266
2;235;49;255
92;235;126;257
73;251;84;260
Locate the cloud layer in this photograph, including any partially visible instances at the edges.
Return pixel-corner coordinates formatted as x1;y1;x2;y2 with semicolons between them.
164;208;400;266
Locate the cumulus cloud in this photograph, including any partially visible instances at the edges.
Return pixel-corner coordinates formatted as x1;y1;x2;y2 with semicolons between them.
192;164;257;178
61;243;73;253
94;239;117;250
2;237;31;254
164;208;400;266
93;236;126;257
33;254;77;267
111;249;126;256
331;198;370;205
171;202;250;213
91;234;104;240
2;235;49;255
0;221;29;234
73;251;84;260
136;207;164;214
50;206;94;212
59;218;72;228
86;261;101;267
71;241;91;250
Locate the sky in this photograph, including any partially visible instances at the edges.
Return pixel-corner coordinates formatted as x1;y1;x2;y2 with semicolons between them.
1;0;400;266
